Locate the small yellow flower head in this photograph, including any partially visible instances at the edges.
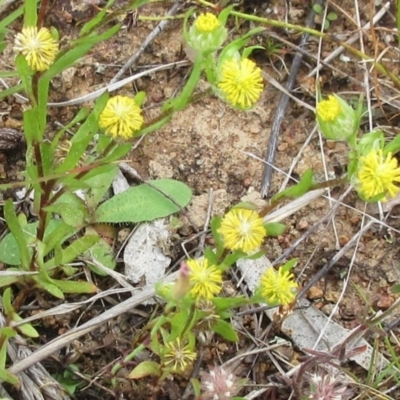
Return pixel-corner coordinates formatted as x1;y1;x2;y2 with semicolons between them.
219;209;266;253
98;95;144;140
315;94;357;141
357;149;400;201
316;95;341;122
14;26;59;72
195;13;220;33
163;338;197;373
260;267;298;306
217;58;264;109
187;258;222;300
187;12;227;54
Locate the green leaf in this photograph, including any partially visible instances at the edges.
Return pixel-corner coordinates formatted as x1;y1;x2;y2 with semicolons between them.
24;0;38;26
211;216;224;258
0;3;25;31
0;327;17;339
12;313;39;338
272;169;314;201
82;164;118;210
93;179;192;223
327;12;338;21
3;200;30;268
33;270;64;298
53;279;98;294
99;143;132;164
129;361;161;379
170;309;191;340
280;258;298;273
313;4;323;14
212;319;239;342
0;219;77;265
80;0;116;36
213;296;248;312
265;222;286;236
84;235;116;276
0;365;19;386
2;288;13;314
43;221;78;257
45;200;88;229
0;82;24;100
391;284;400;294
22;105;40;143
44;235;99;269
15;54;34;100
0;275;19;287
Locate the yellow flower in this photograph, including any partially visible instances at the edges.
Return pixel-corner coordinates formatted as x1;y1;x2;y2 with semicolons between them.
357;149;400;201
14;26;59;72
260;267;298;306
219;209;266;253
218;58;264;109
316;95;341;122
195;13;220;33
98;95;144;139
163;338;197;373
187;258;222;300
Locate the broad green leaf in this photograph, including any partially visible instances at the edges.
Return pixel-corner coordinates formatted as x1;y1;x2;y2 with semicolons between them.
129;361;161;379
93;179;192;223
45;201;88;229
212;319;238;342
12;313;39;338
0;327;16;339
3;200;30;268
0;219;77;265
265;222;286;236
0;275;19;287
84;235;116;276
53;279;97;294
44;235;99;269
82;164;118;210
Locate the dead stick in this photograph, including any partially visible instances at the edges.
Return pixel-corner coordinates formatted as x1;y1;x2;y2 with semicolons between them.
260;0;324;197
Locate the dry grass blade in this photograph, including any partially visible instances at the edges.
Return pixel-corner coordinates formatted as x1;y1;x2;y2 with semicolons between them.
8;272;178;375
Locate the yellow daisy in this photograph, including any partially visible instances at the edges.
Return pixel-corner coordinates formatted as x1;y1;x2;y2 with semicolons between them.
219;209;266;253
218;58;264;109
195;13;220;33
316;95;341;122
187;258;222;300
98;95;144;139
357;149;400;201
163;338;197;373
14;26;59;72
259;267;298;306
